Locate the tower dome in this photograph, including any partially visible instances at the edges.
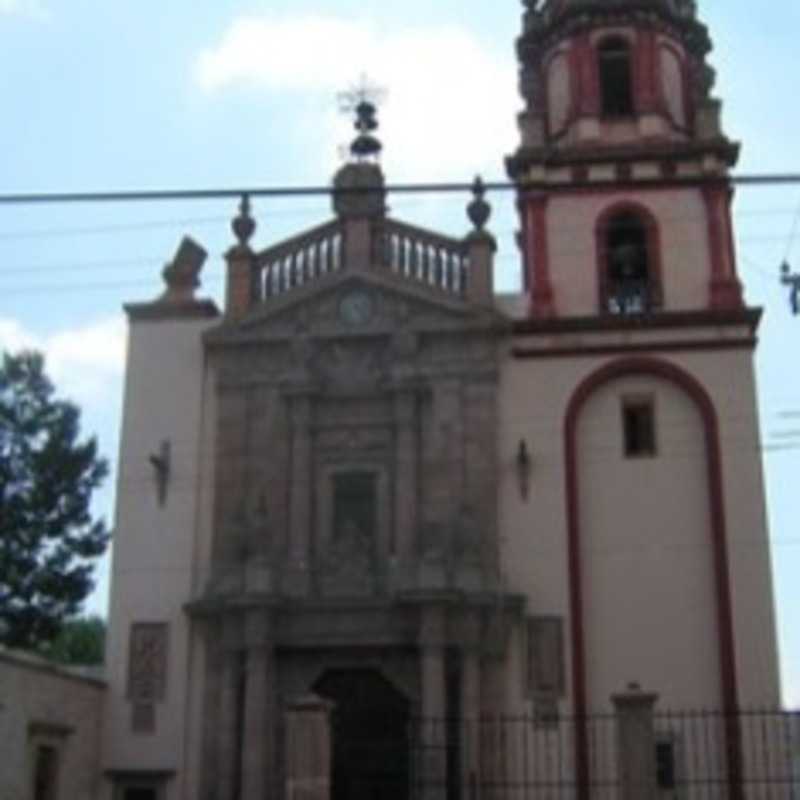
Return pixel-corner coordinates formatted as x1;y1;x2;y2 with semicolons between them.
509;0;734;181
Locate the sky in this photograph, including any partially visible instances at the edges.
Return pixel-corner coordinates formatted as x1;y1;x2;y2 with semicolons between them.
0;0;797;707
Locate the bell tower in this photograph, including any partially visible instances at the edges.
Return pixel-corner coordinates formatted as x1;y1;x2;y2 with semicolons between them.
500;2;782;791
507;0;744;317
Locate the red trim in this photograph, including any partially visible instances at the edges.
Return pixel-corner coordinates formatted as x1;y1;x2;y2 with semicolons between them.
564;357;743;800
567;43;581;121
594;200;664;312
658;40;691;129
524;194;556;317
702;184;744;309
515;176;735;197
636;29;659;113
512;337;756;360
577;33;600;116
511;306;761;336
545;48;575;139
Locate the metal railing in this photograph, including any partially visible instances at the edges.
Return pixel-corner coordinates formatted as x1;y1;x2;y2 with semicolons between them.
400;710;799;800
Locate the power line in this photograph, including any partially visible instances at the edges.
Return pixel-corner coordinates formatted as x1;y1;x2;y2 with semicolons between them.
2;173;800;206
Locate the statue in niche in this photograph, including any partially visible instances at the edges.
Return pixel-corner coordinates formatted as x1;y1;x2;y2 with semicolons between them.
231;489;273;564
327;517;372;570
452;505;484;565
321;471;377;595
419;521;450;565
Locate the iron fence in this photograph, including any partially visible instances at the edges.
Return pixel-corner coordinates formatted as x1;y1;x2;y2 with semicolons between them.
401;710;800;800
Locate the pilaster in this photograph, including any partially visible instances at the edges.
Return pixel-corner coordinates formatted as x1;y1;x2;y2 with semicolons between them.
420;607;447;800
393;389;419;561
703;184;744;309
240;612;275;800
525;195;555;317
215;619;242;800
288;394;313;594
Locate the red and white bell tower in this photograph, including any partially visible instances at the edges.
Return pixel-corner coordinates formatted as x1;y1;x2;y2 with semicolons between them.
499;0;782;785
508;0;744;317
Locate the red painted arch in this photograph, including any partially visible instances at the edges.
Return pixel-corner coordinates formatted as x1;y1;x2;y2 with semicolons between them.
563;356;743;800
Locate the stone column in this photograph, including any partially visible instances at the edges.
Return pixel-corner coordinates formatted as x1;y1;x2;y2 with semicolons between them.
394;389;418;562
612;684;659;800
289;394;313;594
285;694;334;800
240;611;275;800
420;607;447;800
216;620;242;800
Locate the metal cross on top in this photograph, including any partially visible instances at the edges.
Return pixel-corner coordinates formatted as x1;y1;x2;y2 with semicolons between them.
337;74;387;162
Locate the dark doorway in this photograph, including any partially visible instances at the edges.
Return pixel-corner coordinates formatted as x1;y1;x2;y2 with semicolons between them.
313;668;410;800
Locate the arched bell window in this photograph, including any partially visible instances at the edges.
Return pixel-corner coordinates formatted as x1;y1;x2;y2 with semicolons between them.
598;37;635;117
598;208;662;314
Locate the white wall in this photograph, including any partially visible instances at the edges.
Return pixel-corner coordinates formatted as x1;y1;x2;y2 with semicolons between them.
577;374;718;709
498;337;781;712
102;313;216;800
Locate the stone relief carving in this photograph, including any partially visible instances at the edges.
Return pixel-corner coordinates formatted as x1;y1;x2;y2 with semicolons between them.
320;517;377;597
232;489;273;562
127;622;168;702
316;340;390;389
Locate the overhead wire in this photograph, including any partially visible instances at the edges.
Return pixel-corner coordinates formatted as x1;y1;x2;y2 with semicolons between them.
0;172;800;207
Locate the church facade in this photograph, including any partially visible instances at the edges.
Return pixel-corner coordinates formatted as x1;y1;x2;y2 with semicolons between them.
99;1;781;799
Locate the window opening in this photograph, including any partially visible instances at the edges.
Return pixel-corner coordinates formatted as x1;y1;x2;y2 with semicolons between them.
598;38;635;117
123;790;158;800
606;213;651;314
333;471;377;544
33;745;59;800
622;398;656;458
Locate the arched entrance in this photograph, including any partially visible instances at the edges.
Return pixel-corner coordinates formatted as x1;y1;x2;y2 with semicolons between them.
313;668;410;800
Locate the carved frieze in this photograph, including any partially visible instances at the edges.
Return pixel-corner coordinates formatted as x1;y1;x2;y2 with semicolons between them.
127;622;168;703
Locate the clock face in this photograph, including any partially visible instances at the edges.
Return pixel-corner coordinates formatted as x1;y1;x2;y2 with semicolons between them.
339;290;373;325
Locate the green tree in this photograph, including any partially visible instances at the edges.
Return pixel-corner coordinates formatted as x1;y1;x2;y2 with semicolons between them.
0;351;109;650
40;615;106;666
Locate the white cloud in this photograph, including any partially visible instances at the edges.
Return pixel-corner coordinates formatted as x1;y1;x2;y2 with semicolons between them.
0;0;48;20
195;14;520;181
0;315;126;411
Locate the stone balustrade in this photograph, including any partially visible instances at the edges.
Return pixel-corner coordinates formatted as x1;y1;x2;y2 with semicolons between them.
375;218;470;297
247;216;472;305
254;220;343;301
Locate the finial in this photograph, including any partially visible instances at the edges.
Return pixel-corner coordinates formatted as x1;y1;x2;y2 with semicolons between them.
338;75;387;163
467;175;492;231
232;193;256;247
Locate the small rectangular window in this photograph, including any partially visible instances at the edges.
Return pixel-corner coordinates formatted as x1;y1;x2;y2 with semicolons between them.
622;397;656;458
655;740;677;790
124;790;159;800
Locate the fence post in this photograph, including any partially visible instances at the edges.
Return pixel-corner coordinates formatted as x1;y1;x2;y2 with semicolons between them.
285;694;334;800
612;683;659;800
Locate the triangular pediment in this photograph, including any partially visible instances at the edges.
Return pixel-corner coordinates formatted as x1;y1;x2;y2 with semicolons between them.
205;270;506;346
